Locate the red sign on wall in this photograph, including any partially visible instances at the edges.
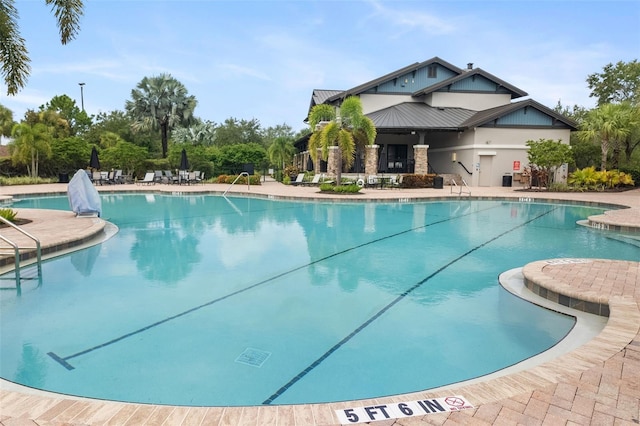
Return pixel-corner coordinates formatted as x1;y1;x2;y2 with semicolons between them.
513;161;521;171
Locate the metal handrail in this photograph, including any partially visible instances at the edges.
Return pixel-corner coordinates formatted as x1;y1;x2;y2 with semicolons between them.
223;172;250;196
0;216;42;287
450;179;471;197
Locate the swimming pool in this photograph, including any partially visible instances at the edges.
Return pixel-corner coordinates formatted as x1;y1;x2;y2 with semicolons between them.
1;194;637;406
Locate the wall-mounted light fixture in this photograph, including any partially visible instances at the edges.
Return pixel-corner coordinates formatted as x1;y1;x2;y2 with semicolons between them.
451;152;457;162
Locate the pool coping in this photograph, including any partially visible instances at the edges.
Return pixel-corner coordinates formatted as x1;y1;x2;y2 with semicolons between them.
1;183;639;425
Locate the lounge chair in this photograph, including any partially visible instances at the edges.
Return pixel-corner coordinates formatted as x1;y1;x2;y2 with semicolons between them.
153;170;163;183
92;171;104;185
303;174;322;186
164;170;178;184
291;173;305;186
138;172;155;185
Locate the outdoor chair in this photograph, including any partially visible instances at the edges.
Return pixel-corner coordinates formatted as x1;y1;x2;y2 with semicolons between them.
291;173;305;186
164;170;178;184
137;172;155;185
153;170;163;183
303;174;322;186
92;171;104;185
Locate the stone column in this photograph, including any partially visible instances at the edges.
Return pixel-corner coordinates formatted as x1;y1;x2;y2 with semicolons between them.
315;148;323;174
327;146;341;178
413;144;430;175
364;145;379;176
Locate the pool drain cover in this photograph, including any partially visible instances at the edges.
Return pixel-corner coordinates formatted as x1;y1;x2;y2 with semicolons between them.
235;348;271;367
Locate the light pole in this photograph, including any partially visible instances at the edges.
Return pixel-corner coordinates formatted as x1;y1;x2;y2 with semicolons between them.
78;82;85;111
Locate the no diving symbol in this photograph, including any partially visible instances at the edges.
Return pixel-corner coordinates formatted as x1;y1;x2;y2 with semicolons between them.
445;397;465;407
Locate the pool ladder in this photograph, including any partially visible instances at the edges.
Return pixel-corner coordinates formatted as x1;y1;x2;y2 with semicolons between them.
0;216;42;288
451;179;471;197
223;172;251;196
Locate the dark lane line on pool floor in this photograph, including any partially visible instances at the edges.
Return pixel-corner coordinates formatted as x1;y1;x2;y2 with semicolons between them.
46;203;503;371
261;206;558;405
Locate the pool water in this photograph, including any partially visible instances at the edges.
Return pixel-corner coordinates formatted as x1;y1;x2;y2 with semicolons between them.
1;194;637;406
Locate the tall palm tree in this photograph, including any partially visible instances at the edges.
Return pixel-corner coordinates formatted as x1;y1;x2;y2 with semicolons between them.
307;97;376;183
10;122;52;177
577;103;632;171
125;74;197;158
1;0;84;95
267;136;296;171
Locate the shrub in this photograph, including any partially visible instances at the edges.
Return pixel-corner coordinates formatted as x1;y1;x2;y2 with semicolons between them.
568;167;635;190
0;176;58;185
401;174;436;188
319;183;361;193
0;208;18;223
214;174;261;185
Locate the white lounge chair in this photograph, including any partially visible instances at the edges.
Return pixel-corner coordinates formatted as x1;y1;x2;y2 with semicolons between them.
291;173;305;186
138;172;155;185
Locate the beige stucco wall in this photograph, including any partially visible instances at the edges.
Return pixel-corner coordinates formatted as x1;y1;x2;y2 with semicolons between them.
359;94;419;114
425;127;572;186
426;92;513;110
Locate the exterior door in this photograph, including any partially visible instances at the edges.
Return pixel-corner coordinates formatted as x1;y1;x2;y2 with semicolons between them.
479;155;493;186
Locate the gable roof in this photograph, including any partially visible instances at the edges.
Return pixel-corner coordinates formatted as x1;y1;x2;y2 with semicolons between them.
412;68;528;99
461;99;578;130
326;57;463;103
367;103;476;131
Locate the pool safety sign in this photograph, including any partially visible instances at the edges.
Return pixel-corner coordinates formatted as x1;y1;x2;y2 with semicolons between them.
335;395;473;424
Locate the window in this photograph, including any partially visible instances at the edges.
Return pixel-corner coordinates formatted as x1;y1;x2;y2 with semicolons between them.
428;65;437;78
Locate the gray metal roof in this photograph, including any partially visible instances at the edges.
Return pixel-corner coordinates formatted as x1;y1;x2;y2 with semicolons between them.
367;103;476;131
412;68;528;99
312;89;343;106
461;99;578;129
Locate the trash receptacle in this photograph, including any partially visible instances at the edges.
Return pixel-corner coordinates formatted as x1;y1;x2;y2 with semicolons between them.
433;176;444;189
58;173;69;183
502;174;512;187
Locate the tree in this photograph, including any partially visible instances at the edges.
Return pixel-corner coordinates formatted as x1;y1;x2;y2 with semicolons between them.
1;0;84;95
171;120;217;145
125;74;197;158
0;103;14;137
307;96;376;183
214;117;263;146
40;94;92;135
267;136;296;170
577;103;633;171
587;60;640;106
526;138;573;189
101;140;148;177
9;122;52;177
45;135;90;175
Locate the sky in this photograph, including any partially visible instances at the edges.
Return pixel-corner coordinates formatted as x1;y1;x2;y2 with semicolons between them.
2;0;639;134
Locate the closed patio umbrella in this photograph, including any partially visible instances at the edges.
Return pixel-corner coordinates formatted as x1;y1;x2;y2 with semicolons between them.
180;148;189;171
89;146;100;170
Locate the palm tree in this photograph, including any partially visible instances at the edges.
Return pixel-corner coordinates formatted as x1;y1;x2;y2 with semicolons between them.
1;0;83;95
267;136;296;171
307;97;376;183
10;122;52;177
125;74;197;158
577;103;632;171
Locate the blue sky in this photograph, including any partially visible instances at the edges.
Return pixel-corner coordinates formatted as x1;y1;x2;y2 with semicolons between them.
2;0;639;133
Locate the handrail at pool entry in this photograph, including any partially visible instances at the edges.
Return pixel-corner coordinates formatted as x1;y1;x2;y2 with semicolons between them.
451;179;471;197
223;171;250;196
0;216;42;287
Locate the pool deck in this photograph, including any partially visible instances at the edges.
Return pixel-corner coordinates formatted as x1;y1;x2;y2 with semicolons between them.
0;181;639;425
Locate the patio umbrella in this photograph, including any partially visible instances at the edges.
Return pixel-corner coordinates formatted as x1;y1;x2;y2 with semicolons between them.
89;146;100;170
180;148;189;170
